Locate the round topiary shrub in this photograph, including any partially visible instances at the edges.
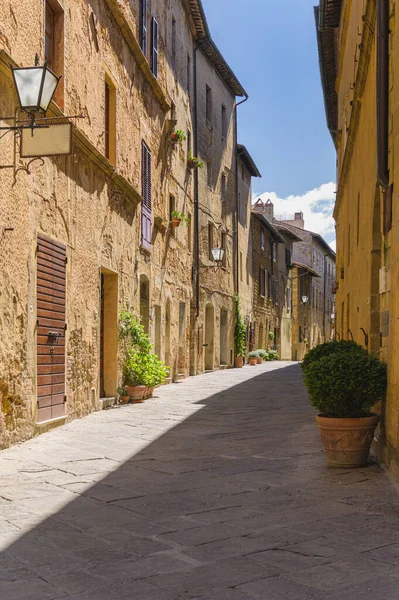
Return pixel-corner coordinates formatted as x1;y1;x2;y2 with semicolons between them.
301;340;367;374
303;346;387;418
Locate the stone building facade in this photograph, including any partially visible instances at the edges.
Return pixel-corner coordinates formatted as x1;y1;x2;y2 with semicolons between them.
0;0;255;447
315;0;399;476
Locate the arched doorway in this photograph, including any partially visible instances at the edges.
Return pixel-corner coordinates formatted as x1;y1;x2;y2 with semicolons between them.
165;299;171;369
205;304;214;371
220;309;229;366
139;275;150;334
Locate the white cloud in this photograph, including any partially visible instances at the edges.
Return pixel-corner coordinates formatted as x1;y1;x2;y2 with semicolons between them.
253;182;336;247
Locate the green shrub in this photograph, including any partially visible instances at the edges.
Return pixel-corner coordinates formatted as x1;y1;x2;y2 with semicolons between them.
268;350;279;361
234;294;246;358
257;349;268;359
302;340;366;374
303;347;387;418
119;311;152;352
268;331;274;341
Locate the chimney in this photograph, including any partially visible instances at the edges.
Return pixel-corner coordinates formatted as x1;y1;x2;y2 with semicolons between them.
252;199;274;223
294;211;304;229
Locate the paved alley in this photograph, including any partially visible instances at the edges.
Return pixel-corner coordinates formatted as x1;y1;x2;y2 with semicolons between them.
1;363;399;599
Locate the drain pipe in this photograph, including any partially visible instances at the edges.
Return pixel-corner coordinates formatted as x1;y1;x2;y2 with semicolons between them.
377;0;389;189
234;93;249;294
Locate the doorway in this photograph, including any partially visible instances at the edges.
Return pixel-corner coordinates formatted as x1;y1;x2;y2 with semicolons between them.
154;305;161;357
205;303;215;371
100;268;118;398
140;275;150;334
165;299;171;369
220;309;229;366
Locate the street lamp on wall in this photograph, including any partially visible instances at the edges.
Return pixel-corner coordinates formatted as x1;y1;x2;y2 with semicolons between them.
211;247;225;264
301;295;309;304
11;62;60;118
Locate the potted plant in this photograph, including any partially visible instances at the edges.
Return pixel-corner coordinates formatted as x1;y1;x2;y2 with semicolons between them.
234;294;246;368
248;351;259;366
171;210;190;228
141;353;169;398
171;129;186;143
302;340;387;468
123;350;147;402
257;349;268;363
187;151;204;169
268;349;279;361
117;386;130;404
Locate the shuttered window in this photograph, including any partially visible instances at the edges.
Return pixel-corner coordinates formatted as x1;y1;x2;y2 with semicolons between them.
141;141;152;250
151;17;159;78
259;268;267;297
141;0;147;55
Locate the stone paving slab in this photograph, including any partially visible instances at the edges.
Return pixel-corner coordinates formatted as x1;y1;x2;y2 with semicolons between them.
1;362;399;598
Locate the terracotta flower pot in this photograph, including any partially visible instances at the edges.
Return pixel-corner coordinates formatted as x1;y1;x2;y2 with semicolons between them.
257;358;263;364
170;132;179;142
120;396;130;404
127;385;146;403
234;356;244;368
187;159;196;169
146;386;155;398
171;217;181;228
249;357;257;366
316;414;380;468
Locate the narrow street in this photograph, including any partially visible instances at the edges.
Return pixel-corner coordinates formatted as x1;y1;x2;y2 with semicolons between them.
0;363;398;599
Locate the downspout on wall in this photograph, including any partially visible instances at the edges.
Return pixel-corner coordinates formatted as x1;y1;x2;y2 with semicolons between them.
377;0;389;189
234;94;249;295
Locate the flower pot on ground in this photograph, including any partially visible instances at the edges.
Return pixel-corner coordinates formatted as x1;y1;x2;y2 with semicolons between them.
302;340;387;468
127;385;146;403
234;356;244;368
257;349;269;362
248;351;259;366
117;386;130;404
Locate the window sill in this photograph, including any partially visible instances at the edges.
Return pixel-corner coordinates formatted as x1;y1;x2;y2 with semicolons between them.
140;244;152;257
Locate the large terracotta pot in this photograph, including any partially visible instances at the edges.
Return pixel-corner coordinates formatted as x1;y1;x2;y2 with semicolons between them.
234;356;244;368
127;385;146;403
249;357;257;366
257;357;263;364
316;414;380;468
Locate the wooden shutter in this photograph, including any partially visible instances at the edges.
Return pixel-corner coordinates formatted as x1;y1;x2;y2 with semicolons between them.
141;141;152;250
141;0;147;54
37;235;66;423
151;17;159;78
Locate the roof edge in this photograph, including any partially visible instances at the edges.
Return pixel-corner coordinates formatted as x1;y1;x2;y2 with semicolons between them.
237;144;261;178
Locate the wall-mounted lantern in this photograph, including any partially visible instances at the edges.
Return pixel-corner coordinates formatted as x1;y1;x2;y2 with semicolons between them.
11;62;60;117
301;295;309;304
211;247;225;264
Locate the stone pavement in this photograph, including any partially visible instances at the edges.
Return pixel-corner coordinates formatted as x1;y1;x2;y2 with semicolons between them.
2;363;399;599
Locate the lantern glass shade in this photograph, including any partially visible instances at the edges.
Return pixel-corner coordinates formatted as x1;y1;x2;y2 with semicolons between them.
302;295;308;304
12;65;59;114
211;248;225;263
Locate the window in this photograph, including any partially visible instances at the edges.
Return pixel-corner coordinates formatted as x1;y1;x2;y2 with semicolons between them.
187;130;191;154
240;252;243;282
221;104;227;139
208;223;214;261
221;174;226;201
170;102;176;122
259;268;267;297
313;248;316;264
286;288;291;312
171;17;176;64
268;272;273;299
260;229;265;251
272;242;277;262
169;194;176;236
285;248;292;268
151;17;159;78
104;78;116;165
45;1;64;108
206;85;212;123
246;256;249;285
140;0;148;55
221;233;227;268
187;54;191;93
141;141;152;250
207;161;212;188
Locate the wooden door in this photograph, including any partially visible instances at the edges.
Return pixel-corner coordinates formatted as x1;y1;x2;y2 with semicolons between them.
37;234;66;423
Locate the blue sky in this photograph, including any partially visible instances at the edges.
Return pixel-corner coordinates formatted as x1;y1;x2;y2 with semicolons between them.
201;0;337;200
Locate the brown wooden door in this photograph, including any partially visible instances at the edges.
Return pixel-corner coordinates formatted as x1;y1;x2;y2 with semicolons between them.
37;234;66;423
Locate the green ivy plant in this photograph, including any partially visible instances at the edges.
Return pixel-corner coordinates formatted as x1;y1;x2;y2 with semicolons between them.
268;331;275;341
302;341;387;418
172;129;186;142
234;294;246;358
119;311;152;352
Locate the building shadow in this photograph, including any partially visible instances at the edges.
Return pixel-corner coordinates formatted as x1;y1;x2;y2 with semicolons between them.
0;364;383;599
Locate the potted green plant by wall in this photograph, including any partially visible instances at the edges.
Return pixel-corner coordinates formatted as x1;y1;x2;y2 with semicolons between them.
117;386;130;404
302;340;387;468
123;350;147;402
248;351;259;366
257;349;268;363
171;129;186;143
268;350;279;361
171;210;190;228
234;294;246;368
141;353;170;398
187;151;204;169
